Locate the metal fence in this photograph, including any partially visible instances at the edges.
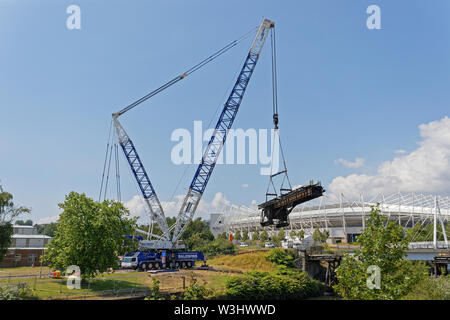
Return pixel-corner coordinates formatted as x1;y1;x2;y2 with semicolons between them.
0;272;191;300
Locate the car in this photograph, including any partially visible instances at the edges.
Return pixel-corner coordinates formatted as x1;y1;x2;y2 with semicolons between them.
264;242;275;248
239;242;249;247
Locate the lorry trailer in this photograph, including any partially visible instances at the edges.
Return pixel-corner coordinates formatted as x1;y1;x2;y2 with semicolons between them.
121;250;205;271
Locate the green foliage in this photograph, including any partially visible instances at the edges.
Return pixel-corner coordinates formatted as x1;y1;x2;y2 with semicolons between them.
181;218;214;250
42;192;137;279
200;238;235;257
334;204;426;300
312;227;329;242
35;222;58;237
0;185;30;262
0;223;13;263
242;230;249;241
140;217;177;239
289;230;296;239
184;273;212;300
277;229;286;240
266;248;295;268
217;232;228;240
234;231;242;241
251;231;259;241
0;283;35;300
403;275;450;300
259;230;269;242
297;230;305;240
225;269;323;300
0;186;30;223
145;278;163;300
15;219;33;226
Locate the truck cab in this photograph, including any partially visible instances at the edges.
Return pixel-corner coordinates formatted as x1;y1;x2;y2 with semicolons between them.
121;253;139;269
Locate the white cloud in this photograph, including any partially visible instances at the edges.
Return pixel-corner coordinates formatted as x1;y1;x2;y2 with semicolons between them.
394;149;406;154
36;215;59;224
241;184;249;188
124;192;233;221
329;117;450;200
334;157;365;168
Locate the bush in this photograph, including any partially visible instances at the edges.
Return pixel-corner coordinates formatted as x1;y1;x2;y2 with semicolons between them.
403;275;450;300
225;269;323;300
184;273;212;300
0;284;35;300
145;278;163;300
266;248;295;267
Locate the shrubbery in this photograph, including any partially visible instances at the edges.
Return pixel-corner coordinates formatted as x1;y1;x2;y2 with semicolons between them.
0;284;35;300
265;248;295;267
183;273;212;300
224;248;322;300
403;275;450;300
225;269;323;300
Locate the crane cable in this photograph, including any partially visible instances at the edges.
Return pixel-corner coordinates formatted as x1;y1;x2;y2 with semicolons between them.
113;26;259;118
162;30;257;215
265;27;292;201
99;119;113;202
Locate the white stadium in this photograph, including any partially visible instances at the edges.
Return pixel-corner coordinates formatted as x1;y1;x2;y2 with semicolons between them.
212;192;450;245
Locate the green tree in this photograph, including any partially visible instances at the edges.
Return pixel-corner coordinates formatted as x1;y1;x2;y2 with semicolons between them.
312;227;329;243
289;230;296;239
234;231;242;241
0;186;30;262
181;218;214;250
200;238;235;257
15;219;33;226
42;192;137;279
217;232;228;240
297;230;305;240
277;229;286;241
251;231;259;241
334;205;426;300
242;230;249;241
0;224;13;263
35;223;58;237
259;230;269;242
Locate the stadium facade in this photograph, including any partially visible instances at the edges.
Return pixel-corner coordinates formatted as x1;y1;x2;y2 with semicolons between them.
215;192;450;244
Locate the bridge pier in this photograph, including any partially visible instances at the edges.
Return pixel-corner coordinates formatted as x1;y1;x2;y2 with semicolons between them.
299;250;341;286
433;254;450;278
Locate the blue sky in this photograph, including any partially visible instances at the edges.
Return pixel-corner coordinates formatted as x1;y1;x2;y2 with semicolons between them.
1;0;449;223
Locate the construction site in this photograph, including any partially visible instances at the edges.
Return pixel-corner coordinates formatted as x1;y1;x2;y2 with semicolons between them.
1;2;450;308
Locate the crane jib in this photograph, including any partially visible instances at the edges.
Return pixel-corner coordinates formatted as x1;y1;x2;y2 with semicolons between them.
113;118;171;240
171;19;274;243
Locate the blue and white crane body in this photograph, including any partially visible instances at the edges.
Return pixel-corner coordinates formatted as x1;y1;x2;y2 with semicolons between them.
113;19;274;270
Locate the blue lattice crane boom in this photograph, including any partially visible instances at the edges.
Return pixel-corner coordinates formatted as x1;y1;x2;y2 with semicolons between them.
110;27;259;247
113;118;171;241
171;19;275;244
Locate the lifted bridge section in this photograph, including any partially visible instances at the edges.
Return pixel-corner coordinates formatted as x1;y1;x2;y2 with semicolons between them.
259;183;325;228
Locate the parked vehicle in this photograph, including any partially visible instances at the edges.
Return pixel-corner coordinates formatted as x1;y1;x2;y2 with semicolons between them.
264;242;275;248
281;239;293;249
121;250;205;271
